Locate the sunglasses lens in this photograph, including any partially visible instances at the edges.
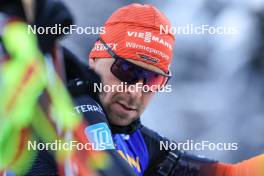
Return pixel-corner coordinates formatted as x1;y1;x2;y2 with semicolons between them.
111;59;169;91
111;59;139;84
145;72;168;89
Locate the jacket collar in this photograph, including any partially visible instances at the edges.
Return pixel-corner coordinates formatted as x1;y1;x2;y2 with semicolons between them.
110;118;142;134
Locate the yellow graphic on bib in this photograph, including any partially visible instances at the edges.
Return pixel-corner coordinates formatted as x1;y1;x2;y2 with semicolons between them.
117;150;141;173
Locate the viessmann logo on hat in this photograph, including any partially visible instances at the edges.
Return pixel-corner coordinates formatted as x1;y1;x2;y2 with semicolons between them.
127;31;173;50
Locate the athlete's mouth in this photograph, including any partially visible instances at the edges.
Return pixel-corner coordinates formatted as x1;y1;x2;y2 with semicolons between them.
116;102;136;111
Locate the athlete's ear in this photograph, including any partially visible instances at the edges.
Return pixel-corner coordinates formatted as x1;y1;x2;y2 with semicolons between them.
88;58;96;69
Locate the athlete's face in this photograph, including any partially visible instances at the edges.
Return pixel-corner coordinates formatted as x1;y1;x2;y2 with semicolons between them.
89;58;155;126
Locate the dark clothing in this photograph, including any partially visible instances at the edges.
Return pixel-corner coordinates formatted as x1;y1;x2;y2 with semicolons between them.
64;48;218;176
1;0;217;174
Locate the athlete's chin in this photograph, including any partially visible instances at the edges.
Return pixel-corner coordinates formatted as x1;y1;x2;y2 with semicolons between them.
108;113;138;126
108;104;139;126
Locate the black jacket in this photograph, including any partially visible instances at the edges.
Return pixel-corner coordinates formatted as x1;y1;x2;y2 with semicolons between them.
1;0;217;174
64;48;218;176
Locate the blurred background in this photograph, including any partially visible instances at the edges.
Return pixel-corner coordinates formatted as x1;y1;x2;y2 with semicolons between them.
61;0;264;163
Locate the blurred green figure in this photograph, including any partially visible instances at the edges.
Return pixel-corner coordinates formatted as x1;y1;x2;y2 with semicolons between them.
0;0;107;175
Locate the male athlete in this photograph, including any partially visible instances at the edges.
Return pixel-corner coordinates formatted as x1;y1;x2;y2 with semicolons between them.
67;3;264;176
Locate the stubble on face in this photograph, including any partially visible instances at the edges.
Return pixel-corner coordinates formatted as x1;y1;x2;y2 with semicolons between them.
90;58;154;126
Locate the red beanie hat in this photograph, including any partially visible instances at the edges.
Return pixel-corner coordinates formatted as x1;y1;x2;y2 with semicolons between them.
89;3;175;75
